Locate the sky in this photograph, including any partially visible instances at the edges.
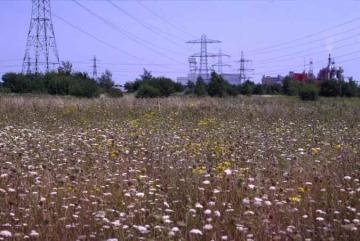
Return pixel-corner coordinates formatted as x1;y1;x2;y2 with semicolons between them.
0;0;360;84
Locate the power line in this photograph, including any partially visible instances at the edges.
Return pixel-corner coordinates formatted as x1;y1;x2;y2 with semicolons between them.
72;0;186;64
107;0;187;47
135;0;197;39
53;13;145;61
247;25;360;57
254;32;360;66
247;16;360;54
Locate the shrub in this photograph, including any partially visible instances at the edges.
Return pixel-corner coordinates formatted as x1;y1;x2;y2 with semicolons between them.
68;77;99;98
207;72;227;97
136;84;161;98
106;87;123;98
240;80;255;96
299;84;319;101
194;78;208;96
283;77;300;96
320;80;342;97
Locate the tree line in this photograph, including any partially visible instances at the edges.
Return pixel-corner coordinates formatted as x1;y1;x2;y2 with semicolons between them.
1;64;360;100
126;71;360;100
0;62;122;98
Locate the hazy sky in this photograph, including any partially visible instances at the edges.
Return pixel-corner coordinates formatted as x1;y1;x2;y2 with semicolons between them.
1;0;360;84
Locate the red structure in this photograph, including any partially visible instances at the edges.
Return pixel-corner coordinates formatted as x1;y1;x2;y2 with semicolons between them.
289;72;310;82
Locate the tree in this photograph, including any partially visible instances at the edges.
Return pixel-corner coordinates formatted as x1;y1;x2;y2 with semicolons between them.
136;83;161;98
240;80;255;96
283;76;300;96
154;77;176;97
341;78;358;97
194;77;208;96
253;84;263;95
320;80;342;97
299;84;319;101
140;69;152;82
207;72;227;97
58;61;73;75
99;70;114;90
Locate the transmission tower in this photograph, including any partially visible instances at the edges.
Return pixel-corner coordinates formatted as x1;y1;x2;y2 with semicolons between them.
212;49;231;74
92;56;98;80
186;34;221;81
238;51;254;84
188;57;197;82
22;0;60;74
309;59;314;75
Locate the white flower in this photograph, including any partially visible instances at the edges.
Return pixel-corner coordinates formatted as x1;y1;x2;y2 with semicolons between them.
203;180;210;185
30;230;39;237
344;176;352;181
269;186;276;191
204;209;212;215
264;201;272;206
190;229;203;235
0;230;12;237
134;225;148;234
171;227;179;232
106;239;118;241
213;189;221;194
203;224;213;230
316;217;324;222
248;184;255;190
195;202;203;209
135;192;145;198
224;169;232;175
242;198;250;205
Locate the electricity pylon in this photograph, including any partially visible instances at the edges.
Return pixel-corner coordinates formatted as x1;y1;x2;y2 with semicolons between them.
22;0;60;74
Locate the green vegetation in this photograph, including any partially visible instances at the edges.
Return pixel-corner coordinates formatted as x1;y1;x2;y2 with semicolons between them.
125;69;184;98
299;83;319;101
0;62;122;98
2;66;360;101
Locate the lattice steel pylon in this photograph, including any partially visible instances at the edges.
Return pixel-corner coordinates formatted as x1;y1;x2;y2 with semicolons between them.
238;51;254;84
187;34;221;81
22;0;60;74
212;49;231;74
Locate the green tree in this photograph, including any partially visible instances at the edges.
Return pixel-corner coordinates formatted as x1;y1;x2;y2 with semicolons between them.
299;84;319;101
194;77;208;96
58;61;73;75
320;80;342;97
240;80;255;96
207;72;227;97
136;83;161;98
99;70;114;90
283;77;300;96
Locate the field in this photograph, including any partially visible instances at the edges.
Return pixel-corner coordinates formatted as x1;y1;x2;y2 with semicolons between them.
0;95;359;241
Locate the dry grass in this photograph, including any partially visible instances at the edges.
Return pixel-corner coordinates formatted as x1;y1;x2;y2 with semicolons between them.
0;95;359;241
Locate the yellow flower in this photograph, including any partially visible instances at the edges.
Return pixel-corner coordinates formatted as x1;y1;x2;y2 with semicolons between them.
192;166;206;175
297;187;305;193
335;144;341;151
311;147;320;155
289;195;301;203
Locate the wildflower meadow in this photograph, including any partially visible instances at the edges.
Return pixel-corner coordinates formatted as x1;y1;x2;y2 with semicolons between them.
0;96;359;241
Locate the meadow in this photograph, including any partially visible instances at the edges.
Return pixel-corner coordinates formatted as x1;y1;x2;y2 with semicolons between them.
0;95;359;241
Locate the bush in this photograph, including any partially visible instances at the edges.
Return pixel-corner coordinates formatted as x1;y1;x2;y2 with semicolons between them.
283;77;300;96
320;80;342;97
136;84;161;98
106;88;123;98
207;72;227;97
240;80;255;96
194;78;208;96
299;84;319;101
68;77;99;98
